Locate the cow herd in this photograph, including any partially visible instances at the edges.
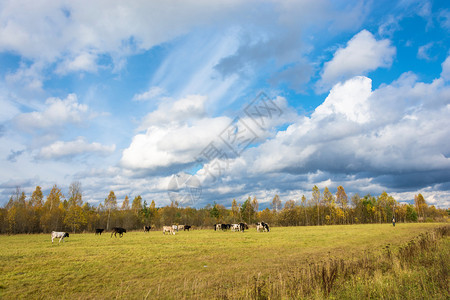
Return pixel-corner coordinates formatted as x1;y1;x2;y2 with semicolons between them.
50;222;270;243
213;222;269;232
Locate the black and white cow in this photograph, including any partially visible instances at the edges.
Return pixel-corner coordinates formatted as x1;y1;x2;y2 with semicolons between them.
51;231;69;243
95;228;104;235
144;226;151;232
183;225;192;231
239;223;249;232
111;227;126;238
214;224;222;231
222;224;231;230
256;222;270;232
262;222;270;232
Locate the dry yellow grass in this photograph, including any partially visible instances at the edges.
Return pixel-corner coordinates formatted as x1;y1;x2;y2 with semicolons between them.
0;223;444;299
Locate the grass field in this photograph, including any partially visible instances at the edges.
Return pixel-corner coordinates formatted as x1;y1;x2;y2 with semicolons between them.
0;223;447;299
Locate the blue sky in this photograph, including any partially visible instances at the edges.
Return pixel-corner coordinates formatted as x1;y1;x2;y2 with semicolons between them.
1;0;449;208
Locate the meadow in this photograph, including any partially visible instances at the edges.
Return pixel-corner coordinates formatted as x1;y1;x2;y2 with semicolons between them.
0;223;448;299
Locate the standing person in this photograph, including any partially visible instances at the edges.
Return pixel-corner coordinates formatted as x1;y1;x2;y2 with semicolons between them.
392;216;396;227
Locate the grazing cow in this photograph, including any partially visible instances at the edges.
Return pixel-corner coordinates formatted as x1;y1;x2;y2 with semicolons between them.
163;226;175;235
51;231;69;243
111;227;126;238
95;228;104;235
262;222;270;232
239;223;249;232
178;225;185;231
144;226;151;232
214;224;222;231
256;222;270;232
222;224;231;231
231;224;240;232
172;225;178;232
183;225;192;231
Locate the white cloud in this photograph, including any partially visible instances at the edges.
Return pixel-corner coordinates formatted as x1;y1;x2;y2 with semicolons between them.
313;76;372;124
138;95;209;130
121;94;232;171
224;73;450;197
38;137;115;159
0;93;19;123
378;15;400;37
5;61;45;92
121;117;231;171
13;94;92;132
0;0;371;94
149;29;242;105
132;87;165;101
122;93;296;173
417;42;434;60
55;52;98;74
317;30;396;92
438;9;450;30
441;55;450;81
0;0;245;69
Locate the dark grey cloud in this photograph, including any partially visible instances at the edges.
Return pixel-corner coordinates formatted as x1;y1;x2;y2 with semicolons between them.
373;171;450;190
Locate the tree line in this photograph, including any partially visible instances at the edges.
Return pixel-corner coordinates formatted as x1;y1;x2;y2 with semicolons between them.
0;182;447;234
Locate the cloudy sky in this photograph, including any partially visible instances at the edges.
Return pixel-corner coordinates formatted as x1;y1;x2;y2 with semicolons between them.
1;0;449;208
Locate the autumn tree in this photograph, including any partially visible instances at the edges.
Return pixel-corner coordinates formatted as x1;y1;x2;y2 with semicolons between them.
414;194;427;221
64;205;87;233
241;197;255;223
104;191;117;230
251;197;259;213
406;204;418;222
64;182;86;232
0;208;7;234
322;187;334;224
278;200;299;226
271;194;282;212
132;195;143;213
29;186;43;207
312;185;321;225
300;195;308;226
68;181;83;207
210;203;227;222
7;187;29;233
131;195;143;227
82;202;100;232
27;186;43;232
336;186;348;224
121;195;130;210
148;200;159;226
231;199;240;222
41;185;65;232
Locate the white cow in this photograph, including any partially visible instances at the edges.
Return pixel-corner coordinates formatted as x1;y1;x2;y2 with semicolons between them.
163;226;176;235
231;224;240;232
172;225;178;232
178;225;184;231
51;231;69;243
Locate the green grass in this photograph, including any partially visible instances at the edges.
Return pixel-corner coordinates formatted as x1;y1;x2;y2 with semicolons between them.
0;223;446;299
